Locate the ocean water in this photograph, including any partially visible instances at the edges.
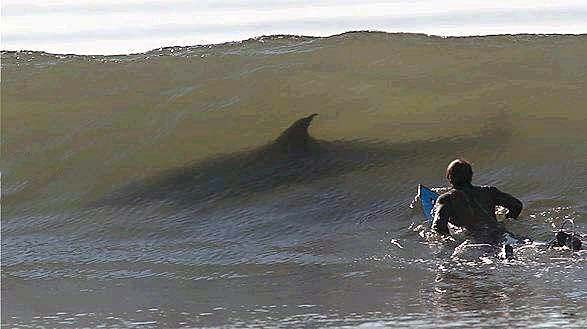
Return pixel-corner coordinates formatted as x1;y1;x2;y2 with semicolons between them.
1;32;586;328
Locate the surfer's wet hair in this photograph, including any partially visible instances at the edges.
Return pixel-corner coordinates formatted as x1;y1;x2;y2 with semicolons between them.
446;159;473;187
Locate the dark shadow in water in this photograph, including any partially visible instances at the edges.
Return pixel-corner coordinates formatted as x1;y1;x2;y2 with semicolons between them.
93;113;512;208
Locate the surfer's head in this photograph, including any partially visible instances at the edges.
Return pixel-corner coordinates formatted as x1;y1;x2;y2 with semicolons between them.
446;159;473;188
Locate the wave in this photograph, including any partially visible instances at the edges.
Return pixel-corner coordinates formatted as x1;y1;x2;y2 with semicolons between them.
2;32;586;245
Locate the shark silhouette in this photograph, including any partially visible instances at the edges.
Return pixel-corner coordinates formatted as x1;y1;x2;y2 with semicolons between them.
95;113;511;208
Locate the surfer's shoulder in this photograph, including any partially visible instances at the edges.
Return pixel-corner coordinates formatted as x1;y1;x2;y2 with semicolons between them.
437;190;455;204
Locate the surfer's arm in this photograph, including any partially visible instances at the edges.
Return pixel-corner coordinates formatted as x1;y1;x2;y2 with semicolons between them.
432;195;451;236
493;187;523;219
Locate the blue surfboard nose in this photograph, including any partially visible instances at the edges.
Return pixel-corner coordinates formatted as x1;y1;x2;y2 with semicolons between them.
418;184;439;222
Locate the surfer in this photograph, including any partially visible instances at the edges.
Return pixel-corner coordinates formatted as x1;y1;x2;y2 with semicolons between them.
431;159;523;256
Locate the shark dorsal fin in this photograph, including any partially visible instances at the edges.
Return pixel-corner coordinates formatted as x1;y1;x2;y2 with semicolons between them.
274;113;318;154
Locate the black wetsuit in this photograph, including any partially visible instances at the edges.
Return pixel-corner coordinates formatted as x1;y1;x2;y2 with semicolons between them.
432;184;523;244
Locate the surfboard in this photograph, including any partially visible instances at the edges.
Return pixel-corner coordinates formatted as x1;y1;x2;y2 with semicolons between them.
418;184;439;222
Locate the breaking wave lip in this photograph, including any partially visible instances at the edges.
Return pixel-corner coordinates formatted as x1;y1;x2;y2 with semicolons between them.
1;32;331;59
3;31;586;58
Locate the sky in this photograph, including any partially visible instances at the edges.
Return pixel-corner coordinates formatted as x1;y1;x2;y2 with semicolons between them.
2;0;587;55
